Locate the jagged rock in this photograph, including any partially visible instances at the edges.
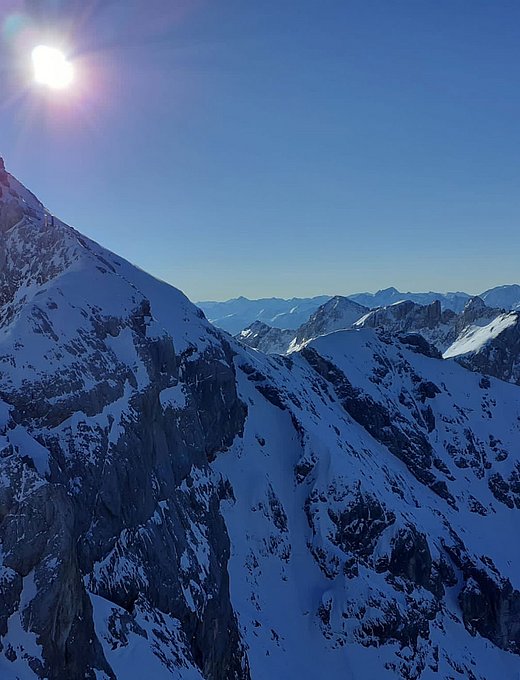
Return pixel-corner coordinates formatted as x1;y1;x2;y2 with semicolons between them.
388;526;433;591
398;333;442;358
236;321;294;355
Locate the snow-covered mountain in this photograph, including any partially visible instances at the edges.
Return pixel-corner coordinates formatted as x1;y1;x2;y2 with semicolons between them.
353;296;503;352
350;295;520;387
0;158;249;680
236;295;507;360
445;311;520;385
201;288;520;338
289;295;369;351
197;295;331;335
198;290;469;336
237;296;369;355
480;284;520;312
354;299;457;350
2;158;520;679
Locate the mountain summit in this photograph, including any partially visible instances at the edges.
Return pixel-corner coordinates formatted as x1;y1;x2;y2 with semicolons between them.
1;161;520;679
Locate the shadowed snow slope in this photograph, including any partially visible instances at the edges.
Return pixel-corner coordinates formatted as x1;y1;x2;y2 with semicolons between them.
1;159;520;679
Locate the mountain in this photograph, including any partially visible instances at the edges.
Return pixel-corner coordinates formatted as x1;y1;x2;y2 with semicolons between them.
354;299;457;350
234;294;520;377
2;158;520;679
236;295;503;359
353;296;502;352
348;293;520;388
236;296;368;355
480;285;520;311
352;296;520;386
236;321;295;355
199;290;470;338
444;311;520;385
196;296;331;335
348;287;471;312
0;158;249;680
289;295;369;351
201;288;520;339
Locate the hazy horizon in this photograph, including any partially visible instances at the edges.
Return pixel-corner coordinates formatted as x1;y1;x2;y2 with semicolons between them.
196;287;481;304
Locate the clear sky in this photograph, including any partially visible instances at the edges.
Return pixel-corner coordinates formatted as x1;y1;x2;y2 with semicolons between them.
1;0;519;301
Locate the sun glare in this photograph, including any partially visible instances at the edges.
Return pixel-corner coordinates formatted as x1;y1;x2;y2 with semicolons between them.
32;45;74;90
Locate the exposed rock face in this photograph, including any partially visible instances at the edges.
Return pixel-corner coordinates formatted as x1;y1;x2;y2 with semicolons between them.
354;299;457;349
236;321;294;355
397;333;442;359
456;295;502;329
0;158;42;235
2;160;520;679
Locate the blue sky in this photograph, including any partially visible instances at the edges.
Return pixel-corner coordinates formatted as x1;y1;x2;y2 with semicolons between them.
1;0;520;300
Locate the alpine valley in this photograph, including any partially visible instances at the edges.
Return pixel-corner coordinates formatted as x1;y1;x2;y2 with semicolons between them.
2;157;520;680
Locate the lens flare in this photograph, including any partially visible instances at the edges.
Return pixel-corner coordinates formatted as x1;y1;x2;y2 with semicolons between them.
31;45;74;90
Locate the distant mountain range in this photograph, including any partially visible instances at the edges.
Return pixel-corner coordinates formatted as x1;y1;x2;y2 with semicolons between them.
196;295;330;334
198;285;520;335
348;286;471;312
236;293;520;386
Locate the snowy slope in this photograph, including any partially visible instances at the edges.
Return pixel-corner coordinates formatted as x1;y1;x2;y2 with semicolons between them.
215;329;520;679
2;158;520;679
444;313;518;358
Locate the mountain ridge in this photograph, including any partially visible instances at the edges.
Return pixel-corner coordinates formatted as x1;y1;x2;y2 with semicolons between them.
199;285;520;336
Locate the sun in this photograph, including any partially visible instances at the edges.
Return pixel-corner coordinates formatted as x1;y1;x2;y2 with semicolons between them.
32;45;74;90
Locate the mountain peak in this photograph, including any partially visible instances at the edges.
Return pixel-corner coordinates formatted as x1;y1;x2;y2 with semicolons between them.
463;295;487;311
377;286;400;295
